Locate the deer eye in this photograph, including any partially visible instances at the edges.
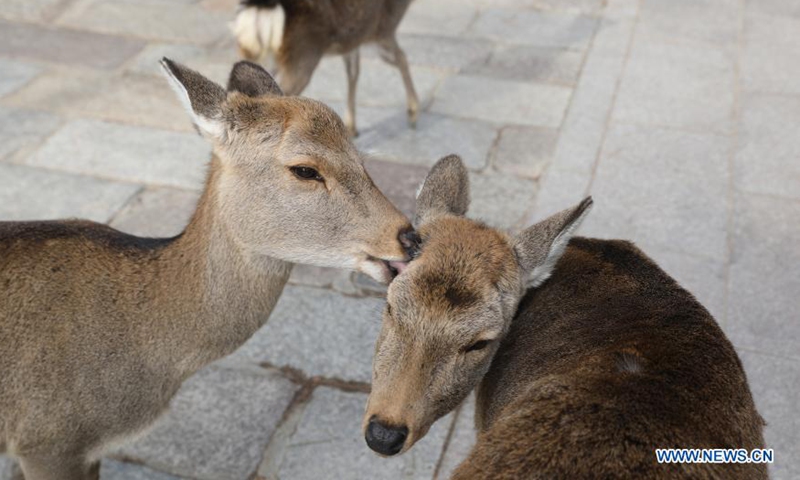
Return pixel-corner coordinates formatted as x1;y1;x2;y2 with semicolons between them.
465;339;492;353
290;166;323;181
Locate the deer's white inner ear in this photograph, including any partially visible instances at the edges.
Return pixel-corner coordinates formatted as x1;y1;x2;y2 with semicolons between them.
161;61;225;140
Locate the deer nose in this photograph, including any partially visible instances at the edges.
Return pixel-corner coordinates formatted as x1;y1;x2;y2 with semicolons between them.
398;228;421;258
365;417;408;456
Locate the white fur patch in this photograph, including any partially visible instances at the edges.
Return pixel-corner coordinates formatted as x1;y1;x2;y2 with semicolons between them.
232;5;285;60
527;203;593;288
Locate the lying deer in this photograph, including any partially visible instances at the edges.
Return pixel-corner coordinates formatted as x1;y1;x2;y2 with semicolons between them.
365;156;767;478
232;0;419;136
0;59;415;480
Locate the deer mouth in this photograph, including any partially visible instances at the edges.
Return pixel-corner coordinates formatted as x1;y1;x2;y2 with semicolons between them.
364;256;409;282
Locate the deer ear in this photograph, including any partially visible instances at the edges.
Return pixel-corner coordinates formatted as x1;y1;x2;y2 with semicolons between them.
513;197;593;288
160;57;227;141
227;61;283;97
414;155;470;226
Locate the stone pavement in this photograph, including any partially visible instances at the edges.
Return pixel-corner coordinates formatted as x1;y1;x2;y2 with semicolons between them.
1;0;798;478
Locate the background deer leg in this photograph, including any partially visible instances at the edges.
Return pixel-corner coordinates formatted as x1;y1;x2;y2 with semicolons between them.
378;36;419;128
343;49;361;137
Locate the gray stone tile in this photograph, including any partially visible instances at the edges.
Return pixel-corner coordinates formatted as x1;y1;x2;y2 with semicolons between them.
464;45;584;85
469;9;597;50
358;112;498;171
0;107;61;161
727;193;800;360
272;387;453;480
371;34;493;72
637;0;741;47
302;57;445;109
226;286;385;383
741;13;800;96
431;75;572;127
0;456;19;480
468;171;538;229
119;365;298;480
109;187;200;238
477;0;605;15
734;94;800;200
364;159;430;219
0;21;145;70
435;394;477;480
398;0;479;37
613;41;735;134
0;163;139;223
0;0;63;21
24;119;210;189
550;16;636;174
528;167;592;222
581;124;730;261
746;0;800;19
0;59;41;98
126;43;207;76
739;351;800;480
100;460;183;480
492;126;557;179
5;69;194;133
57;0;231;44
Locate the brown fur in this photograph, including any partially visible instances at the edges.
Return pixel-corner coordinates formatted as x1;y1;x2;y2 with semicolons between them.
366;156;766;479
233;0;419;136
0;60;411;480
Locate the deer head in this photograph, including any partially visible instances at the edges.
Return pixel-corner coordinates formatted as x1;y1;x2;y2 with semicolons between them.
364;155;592;455
161;59;414;282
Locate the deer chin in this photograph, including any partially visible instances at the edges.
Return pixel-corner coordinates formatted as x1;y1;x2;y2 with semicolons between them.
360;256;409;284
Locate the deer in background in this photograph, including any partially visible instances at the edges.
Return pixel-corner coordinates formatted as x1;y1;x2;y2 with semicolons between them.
365;156;767;479
0;59;415;480
232;0;420;137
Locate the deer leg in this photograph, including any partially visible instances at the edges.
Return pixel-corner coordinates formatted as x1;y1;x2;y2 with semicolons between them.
18;454;99;480
378;36;419;128
343;49;360;137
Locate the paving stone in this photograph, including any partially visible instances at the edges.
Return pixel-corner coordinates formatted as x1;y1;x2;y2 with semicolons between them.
126;43;208;76
468;171;538;229
0;0;63;21
109;187;200;237
580;124;730;261
24;119;210;189
528;166;592;221
119;365;298;480
435;394;477;480
0;20;145;70
272;387;454;480
476;0;605;15
734;94;800;200
398;0;479;37
364;34;492;72
57;0;231;44
464;45;584;85
364;158;430;219
613;41;735;134
746;0;800;19
470;9;597;50
226;286;385;383
0;59;41;98
302;57;445;109
739;351;800;480
0;163;139;223
637;0;741;48
0;107;61;161
431;75;572;127
741;13;800;96
550;16;636;174
0;456;19;480
492;126;557;178
727;193;800;360
358;112;498;171
101;460;184;480
5;69;194;132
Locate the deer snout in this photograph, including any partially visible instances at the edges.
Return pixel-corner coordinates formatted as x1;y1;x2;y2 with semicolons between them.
365;415;408;456
398;227;421;259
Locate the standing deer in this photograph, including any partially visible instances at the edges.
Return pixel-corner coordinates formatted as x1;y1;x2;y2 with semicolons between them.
0;59;416;480
365;156;767;478
231;0;420;137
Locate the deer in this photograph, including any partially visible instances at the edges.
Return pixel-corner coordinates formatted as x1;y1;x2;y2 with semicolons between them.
231;0;420;137
0;58;417;480
364;156;767;479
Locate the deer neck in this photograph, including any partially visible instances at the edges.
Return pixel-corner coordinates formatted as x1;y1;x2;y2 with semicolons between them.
156;154;292;374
